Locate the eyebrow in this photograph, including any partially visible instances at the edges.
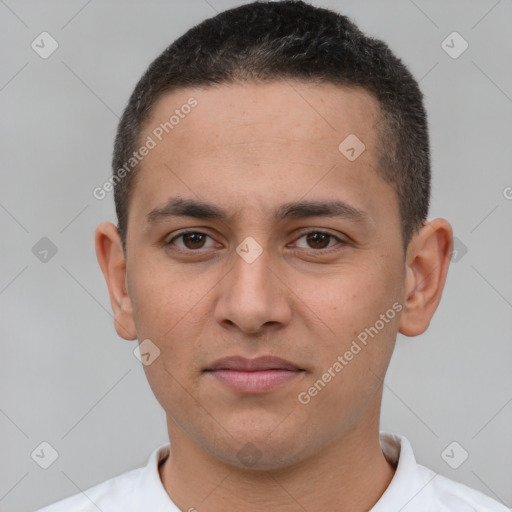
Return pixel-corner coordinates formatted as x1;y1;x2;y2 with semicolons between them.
146;197;369;224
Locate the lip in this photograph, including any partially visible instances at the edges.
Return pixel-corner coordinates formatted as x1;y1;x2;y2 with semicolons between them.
206;355;302;372
204;355;305;394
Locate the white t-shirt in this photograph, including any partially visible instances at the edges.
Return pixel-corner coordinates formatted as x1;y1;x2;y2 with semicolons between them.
35;432;509;512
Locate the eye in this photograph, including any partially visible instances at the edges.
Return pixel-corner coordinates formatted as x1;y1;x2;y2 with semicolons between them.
167;230;217;251
165;229;345;254
292;230;344;252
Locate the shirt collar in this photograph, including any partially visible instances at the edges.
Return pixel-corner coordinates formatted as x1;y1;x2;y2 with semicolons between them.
131;442;177;511
370;431;431;511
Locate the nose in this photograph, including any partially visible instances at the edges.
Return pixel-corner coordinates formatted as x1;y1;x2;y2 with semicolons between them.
213;244;292;335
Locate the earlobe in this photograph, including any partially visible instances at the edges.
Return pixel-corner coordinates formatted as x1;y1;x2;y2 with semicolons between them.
399;218;453;337
95;222;137;340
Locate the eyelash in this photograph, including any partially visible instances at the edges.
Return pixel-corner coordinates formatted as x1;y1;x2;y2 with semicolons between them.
165;229;345;254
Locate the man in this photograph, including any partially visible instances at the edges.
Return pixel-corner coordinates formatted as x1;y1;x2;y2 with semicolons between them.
36;1;509;510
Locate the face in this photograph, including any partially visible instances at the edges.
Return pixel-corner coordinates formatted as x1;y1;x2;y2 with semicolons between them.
116;81;409;469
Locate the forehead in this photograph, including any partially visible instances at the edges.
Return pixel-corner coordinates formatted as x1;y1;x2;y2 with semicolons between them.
130;80;393;227
145;80;381;158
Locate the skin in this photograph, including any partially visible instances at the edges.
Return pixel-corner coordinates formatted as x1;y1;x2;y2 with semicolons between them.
95;80;452;511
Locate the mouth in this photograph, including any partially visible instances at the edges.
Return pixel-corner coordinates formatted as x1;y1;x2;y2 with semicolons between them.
204;355;305;394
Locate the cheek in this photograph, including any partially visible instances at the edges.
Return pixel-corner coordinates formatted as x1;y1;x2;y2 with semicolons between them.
305;257;402;373
307;262;397;328
128;262;213;370
130;268;207;411
129;260;199;336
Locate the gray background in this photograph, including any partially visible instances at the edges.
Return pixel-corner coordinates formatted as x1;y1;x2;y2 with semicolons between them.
1;1;511;511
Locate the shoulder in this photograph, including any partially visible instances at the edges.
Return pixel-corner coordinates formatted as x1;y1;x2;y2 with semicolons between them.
34;443;174;512
34;466;144;512
414;462;510;512
375;432;510;512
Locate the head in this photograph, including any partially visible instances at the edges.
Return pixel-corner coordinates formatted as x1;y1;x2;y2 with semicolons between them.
96;0;452;471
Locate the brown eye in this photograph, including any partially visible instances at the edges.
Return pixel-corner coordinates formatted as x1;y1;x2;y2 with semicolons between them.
305;232;331;249
181;233;206;249
168;231;216;251
293;231;342;252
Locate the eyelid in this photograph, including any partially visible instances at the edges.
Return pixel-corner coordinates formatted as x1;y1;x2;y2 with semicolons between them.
292;227;345;239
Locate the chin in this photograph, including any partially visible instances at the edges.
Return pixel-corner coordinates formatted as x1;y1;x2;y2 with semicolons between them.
205;427;310;472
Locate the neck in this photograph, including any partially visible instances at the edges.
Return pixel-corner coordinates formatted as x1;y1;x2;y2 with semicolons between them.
159;405;395;511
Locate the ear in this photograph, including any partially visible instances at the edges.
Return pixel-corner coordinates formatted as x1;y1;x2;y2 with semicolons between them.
95;222;137;340
399;218;453;337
